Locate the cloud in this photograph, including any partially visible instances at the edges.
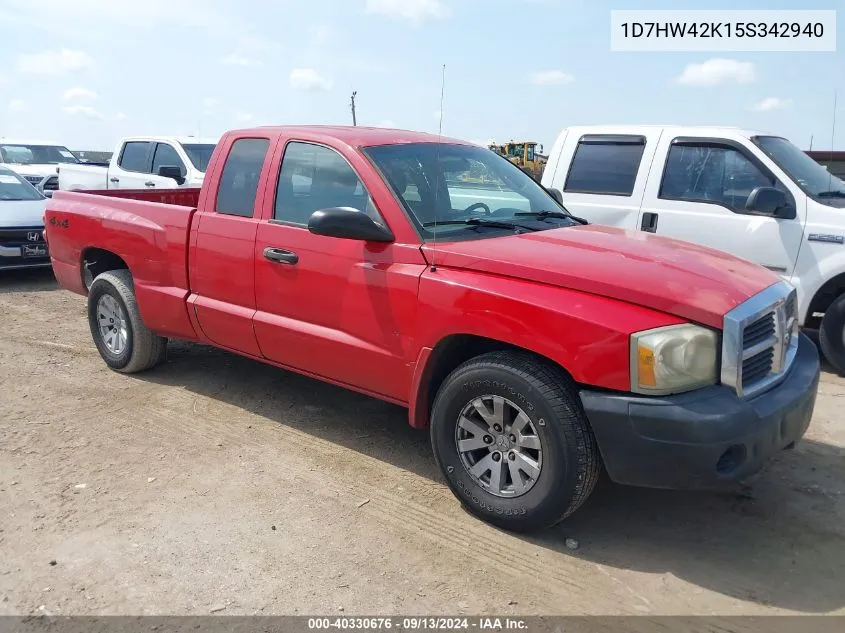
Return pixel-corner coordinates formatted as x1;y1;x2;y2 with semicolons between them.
8;99;26;113
676;58;755;87
750;97;792;112
17;49;95;75
375;119;396;128
529;70;574;86
203;97;219;109
432;109;442;119
221;53;261;68
62;87;98;101
0;75;9;84
289;68;332;91
113;112;128;122
235;111;254;123
63;104;105;120
365;0;448;23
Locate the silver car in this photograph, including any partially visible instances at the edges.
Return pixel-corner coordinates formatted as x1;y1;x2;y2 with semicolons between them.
0;166;50;271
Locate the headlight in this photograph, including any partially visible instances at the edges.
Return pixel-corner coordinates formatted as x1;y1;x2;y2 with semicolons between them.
630;324;718;395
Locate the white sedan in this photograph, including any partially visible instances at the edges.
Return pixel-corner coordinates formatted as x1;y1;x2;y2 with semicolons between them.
0;166;50;271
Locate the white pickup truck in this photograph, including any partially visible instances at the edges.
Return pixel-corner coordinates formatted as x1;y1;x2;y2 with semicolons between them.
541;125;845;372
58;136;217;191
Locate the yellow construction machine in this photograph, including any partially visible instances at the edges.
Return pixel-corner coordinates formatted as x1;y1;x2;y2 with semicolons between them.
488;141;547;179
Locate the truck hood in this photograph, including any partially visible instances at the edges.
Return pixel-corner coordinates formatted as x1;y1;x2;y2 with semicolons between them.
421;224;781;329
0;199;47;228
3;164;60;180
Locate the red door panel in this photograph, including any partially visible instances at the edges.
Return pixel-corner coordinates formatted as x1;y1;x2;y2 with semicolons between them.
190;213;262;356
253;223;426;402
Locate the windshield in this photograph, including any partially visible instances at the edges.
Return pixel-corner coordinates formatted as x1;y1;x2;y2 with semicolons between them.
180;143;216;172
0;167;44;201
0;144;79;165
364;142;573;241
753;136;845;201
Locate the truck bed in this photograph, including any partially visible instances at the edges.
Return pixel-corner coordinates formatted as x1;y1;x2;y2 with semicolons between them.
44;188;200;341
72;187;202;207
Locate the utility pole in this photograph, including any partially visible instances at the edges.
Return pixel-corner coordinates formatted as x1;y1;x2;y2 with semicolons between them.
350;91;358;126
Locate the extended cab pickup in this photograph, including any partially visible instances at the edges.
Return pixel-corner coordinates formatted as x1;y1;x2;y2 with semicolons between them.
44;126;820;532
57;136;217;191
541;125;845;373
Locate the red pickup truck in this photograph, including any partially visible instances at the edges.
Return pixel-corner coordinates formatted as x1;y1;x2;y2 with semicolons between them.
44;126;820;532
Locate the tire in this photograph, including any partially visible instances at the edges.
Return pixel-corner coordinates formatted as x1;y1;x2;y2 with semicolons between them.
87;270;167;373
819;293;845;375
430;351;600;532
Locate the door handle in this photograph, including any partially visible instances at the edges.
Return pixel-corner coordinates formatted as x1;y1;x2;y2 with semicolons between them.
641;212;658;233
109;177;119;183
145;181;156;187
263;247;298;265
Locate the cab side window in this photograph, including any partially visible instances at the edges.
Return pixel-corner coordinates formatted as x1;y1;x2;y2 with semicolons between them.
215;138;270;217
118;142;152;173
660;143;776;211
564;135;646;196
274;142;383;226
151;143;186;178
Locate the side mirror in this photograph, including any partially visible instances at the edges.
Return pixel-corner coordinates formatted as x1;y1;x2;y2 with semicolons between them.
157;165;185;185
745;186;793;218
307;207;394;242
546;187;564;205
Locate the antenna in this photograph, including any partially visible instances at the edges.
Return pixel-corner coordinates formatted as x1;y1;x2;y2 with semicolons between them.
350;91;358;127
430;64;446;273
828;90;837;193
809;134;814;151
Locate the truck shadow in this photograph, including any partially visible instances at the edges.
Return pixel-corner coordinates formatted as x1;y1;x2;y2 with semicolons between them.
140;340;845;614
0;267;58;293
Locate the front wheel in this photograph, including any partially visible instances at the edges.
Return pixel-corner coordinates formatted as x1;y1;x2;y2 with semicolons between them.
819;293;845;375
87;270;167;373
430;351;601;532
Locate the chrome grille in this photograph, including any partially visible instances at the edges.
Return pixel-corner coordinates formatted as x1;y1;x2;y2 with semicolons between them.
721;281;798;398
23;175;43;186
742;313;775;348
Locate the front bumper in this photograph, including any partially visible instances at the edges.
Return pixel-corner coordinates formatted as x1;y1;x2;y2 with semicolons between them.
0;243;51;270
580;333;820;490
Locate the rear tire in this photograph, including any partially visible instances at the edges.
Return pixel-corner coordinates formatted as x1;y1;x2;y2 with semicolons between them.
87;270;167;373
430;351;600;532
819;293;845;375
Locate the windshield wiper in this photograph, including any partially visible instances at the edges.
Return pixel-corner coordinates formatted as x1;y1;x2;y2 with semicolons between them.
817;190;845;198
514;210;589;225
422;218;538;232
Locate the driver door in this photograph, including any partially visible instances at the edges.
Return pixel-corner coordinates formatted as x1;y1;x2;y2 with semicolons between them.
253;140;425;401
639;136;805;277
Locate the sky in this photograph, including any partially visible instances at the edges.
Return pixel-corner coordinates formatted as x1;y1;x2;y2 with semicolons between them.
0;0;842;153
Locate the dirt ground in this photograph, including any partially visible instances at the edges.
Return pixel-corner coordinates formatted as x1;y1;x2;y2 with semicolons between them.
1;268;844;616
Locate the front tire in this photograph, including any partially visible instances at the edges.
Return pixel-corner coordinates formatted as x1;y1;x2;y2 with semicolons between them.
819;293;845;375
87;270;167;373
430;351;600;532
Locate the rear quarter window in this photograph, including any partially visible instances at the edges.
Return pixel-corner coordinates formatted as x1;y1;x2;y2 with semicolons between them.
118;142;152;173
215;138;271;217
564;135;646;196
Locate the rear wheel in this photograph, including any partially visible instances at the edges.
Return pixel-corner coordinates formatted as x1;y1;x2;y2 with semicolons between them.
430;351;600;532
819;293;845;375
87;270;167;373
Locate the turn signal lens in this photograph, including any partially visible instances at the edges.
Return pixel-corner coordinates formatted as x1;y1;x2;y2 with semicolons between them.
631;324;719;395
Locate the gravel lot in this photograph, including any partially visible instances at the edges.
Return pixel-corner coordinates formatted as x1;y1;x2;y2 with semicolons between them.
1;269;844;616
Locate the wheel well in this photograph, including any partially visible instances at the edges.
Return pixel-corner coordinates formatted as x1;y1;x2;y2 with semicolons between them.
806;272;845;329
81;248;129;290
417;334;563;429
